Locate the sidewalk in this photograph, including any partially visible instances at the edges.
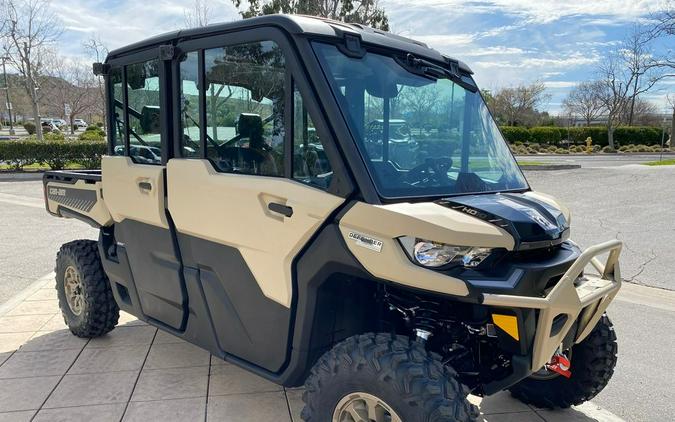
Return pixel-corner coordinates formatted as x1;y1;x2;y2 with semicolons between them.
0;274;625;422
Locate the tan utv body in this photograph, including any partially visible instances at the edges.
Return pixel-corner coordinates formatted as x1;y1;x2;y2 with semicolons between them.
44;15;622;422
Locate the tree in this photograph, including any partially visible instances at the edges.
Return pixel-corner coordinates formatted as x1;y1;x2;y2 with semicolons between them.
43;57;97;134
645;1;675;73
184;0;211;28
491;82;550;126
1;0;62;140
596;42;662;148
231;0;389;30
83;35;108;129
667;94;675;147
623;26;659;125
563;81;606;126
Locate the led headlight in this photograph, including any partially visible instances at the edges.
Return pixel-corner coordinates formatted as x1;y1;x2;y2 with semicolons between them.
399;236;493;268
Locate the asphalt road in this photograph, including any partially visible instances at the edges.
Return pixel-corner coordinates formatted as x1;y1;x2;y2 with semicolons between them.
1;165;674;421
517;153;674;167
0;180;97;303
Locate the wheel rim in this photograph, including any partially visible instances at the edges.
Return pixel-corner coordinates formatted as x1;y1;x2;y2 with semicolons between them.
63;266;84;316
332;392;402;422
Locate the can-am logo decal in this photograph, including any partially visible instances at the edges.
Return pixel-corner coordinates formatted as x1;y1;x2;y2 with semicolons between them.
348;232;383;252
49;187;66;196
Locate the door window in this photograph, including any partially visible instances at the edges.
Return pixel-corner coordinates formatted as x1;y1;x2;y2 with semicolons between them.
111;68;125;155
203;41;286;176
292;87;332;189
179;52;201;158
126;59;162;165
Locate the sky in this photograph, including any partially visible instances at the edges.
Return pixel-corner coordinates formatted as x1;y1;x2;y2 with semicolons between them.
51;0;674;114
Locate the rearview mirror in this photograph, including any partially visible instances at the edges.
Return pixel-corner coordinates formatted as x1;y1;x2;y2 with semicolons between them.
140;106;160;134
365;76;399;98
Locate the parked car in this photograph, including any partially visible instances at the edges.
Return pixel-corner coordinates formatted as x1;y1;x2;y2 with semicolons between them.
40;119;60;133
73;119;88;129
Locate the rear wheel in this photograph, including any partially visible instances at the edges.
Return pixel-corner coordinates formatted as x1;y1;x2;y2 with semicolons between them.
55;240;119;338
301;333;478;422
509;314;617;408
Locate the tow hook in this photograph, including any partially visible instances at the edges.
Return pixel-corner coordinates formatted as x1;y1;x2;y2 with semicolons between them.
546;353;572;378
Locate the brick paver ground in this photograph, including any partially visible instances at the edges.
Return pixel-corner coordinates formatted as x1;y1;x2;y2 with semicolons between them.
0;274;624;422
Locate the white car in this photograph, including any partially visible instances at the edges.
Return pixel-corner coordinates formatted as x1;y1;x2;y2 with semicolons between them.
73;119;88;129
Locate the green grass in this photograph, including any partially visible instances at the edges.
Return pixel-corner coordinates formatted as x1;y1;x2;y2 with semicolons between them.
517;161;551;166
0;162;85;171
643;159;675;166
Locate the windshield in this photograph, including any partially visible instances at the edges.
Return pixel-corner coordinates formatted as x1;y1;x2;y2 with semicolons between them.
312;42;528;198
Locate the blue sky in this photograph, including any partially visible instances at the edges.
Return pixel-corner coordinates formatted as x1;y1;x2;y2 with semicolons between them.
54;0;674;113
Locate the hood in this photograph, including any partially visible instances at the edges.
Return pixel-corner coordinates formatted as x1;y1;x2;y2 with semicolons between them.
436;193;570;250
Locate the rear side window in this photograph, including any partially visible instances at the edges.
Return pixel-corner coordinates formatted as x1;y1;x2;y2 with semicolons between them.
203;41;286;177
126;59;162;165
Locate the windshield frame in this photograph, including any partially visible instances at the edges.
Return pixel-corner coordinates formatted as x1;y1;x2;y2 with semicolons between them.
311;40;531;202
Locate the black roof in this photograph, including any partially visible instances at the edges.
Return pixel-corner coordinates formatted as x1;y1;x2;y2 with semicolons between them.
106;14;472;74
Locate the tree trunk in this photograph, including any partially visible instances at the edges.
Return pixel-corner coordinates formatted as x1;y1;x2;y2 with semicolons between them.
70;114;75;135
607;124;615;150
31;100;43;140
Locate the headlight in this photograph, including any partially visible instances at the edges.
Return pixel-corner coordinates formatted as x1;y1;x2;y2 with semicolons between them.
399;236;493;268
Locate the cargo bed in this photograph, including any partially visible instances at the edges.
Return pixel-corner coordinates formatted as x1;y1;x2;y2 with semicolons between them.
43;170;112;228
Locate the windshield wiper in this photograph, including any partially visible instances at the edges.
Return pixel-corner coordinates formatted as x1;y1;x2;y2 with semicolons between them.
397;54;478;93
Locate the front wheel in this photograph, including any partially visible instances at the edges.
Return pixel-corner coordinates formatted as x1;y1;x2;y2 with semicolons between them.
301;333;478;422
509;314;618;408
55;240;119;338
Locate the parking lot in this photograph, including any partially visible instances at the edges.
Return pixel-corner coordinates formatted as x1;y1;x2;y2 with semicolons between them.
0;163;674;421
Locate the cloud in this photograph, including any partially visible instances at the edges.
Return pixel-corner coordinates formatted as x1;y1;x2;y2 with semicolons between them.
543;81;579;89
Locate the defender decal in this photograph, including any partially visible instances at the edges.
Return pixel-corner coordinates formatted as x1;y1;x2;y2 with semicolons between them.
348;232;383;252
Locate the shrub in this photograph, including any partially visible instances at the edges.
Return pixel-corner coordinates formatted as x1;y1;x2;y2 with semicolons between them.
0;140;106;171
23;122;36;135
499;126;531;144
614;126;662;146
602;146;617;153
44;131;65;141
96;122;104;128
555;148;569;154
78;130;105;141
530;127;562;145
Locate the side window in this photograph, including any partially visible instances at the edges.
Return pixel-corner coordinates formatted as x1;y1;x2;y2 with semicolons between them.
110;68;125;155
126;59;162;165
179;52;201;158
292;87;332;189
204;41;286;176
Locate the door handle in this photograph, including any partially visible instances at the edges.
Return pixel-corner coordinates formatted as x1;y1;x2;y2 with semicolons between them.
268;202;293;218
138;181;153;191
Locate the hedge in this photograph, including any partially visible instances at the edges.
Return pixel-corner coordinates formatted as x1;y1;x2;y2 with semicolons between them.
499;126;663;147
499;126;531;144
0;140;106;170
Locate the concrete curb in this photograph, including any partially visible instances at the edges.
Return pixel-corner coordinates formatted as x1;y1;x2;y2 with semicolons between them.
0;172;44;181
0;272;54;317
520;164;582;171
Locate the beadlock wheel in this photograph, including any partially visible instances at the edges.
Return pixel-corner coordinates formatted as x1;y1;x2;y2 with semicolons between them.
63;265;85;316
332;392;402;422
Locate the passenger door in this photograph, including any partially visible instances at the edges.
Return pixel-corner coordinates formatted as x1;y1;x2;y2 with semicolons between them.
167;34;345;371
102;58;187;330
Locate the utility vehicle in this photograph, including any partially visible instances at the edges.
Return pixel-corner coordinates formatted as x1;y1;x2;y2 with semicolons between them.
43;15;621;422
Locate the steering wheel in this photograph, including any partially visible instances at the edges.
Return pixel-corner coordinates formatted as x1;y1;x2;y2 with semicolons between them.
406;157;453;185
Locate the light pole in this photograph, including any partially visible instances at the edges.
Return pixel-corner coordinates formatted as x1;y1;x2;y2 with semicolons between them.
1;56;15;136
